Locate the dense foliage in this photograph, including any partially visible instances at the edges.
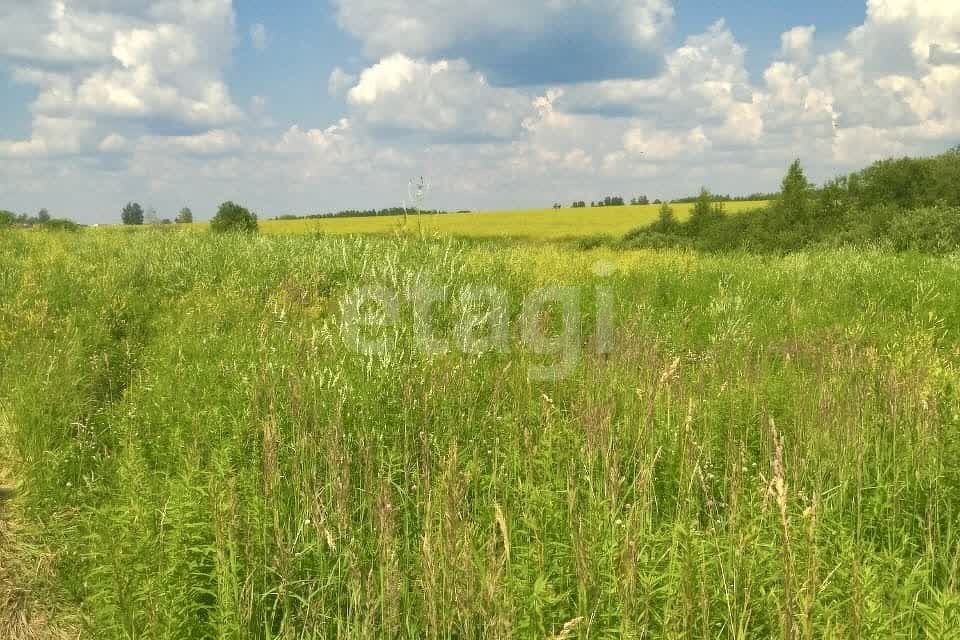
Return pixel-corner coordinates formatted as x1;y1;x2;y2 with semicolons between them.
176;207;194;224
0;208;78;229
210;201;259;233
624;149;960;253
121;202;144;226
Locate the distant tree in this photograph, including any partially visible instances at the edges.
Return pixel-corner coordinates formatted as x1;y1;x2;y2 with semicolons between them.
777;159;813;220
0;210;15;226
144;207;160;225
653;199;662;205
176;207;194;224
37;208;50;223
712;200;727;220
689;188;714;229
655;202;677;232
161;218;172;225
637;195;649;205
210;201;258;233
121;202;144;225
817;176;850;219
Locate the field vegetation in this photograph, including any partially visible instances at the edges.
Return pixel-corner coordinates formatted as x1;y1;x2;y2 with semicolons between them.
2;228;960;638
624;149;960;254
258;201;766;240
2;151;960;638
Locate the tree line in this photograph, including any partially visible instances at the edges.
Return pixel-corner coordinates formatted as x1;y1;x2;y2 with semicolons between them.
621;146;960;253
119;202;257;233
273;206;449;221
119;203;195;225
567;196;664;208
0;208;80;231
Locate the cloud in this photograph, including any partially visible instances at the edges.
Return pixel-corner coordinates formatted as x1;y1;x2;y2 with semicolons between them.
328;67;356;96
559;21;755;122
0;0;241;158
333;0;673;85
98;133;130;153
781;26;816;61
5;0;960;223
138;129;243;155
550;19;766;158
0;116;96;158
346;54;533;140
623;125;711;160
929;43;960;65
250;23;268;51
757;0;960;164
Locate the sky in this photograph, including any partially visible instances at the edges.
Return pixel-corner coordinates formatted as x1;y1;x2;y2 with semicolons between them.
1;0;959;224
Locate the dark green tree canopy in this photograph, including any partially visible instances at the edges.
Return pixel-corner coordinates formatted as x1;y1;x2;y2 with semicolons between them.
176;207;194;224
656;202;676;230
210;201;258;233
121;202;144;225
777;159;813;219
689;187;724;228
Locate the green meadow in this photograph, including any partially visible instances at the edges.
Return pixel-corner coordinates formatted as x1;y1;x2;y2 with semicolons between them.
2;227;959;638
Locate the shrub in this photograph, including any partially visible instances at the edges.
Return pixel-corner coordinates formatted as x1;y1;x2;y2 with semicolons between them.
41;218;81;232
619;230;693;250
889;205;960;254
687;188;714;232
650;202;678;233
571;234;614;250
209;202;258;234
0;210;15;227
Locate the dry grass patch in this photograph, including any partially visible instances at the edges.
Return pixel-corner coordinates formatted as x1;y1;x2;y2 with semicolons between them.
0;410;78;640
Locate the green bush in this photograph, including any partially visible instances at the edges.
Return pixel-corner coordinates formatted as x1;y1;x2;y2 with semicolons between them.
889;205;960;253
209;201;258;234
41;218;82;232
619;229;693;250
571;233;614;250
121;202;144;225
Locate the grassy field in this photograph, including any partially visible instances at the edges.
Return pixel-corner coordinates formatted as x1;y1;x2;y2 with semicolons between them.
259;201;767;238
2;228;960;638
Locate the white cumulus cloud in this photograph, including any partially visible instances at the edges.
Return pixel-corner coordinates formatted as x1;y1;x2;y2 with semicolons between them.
333;0;674;84
0;0;241;158
346;54;533;140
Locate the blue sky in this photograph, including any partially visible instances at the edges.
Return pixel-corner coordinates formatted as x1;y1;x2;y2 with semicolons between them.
1;0;958;223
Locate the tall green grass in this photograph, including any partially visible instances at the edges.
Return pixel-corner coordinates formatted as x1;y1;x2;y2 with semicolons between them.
1;228;959;638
